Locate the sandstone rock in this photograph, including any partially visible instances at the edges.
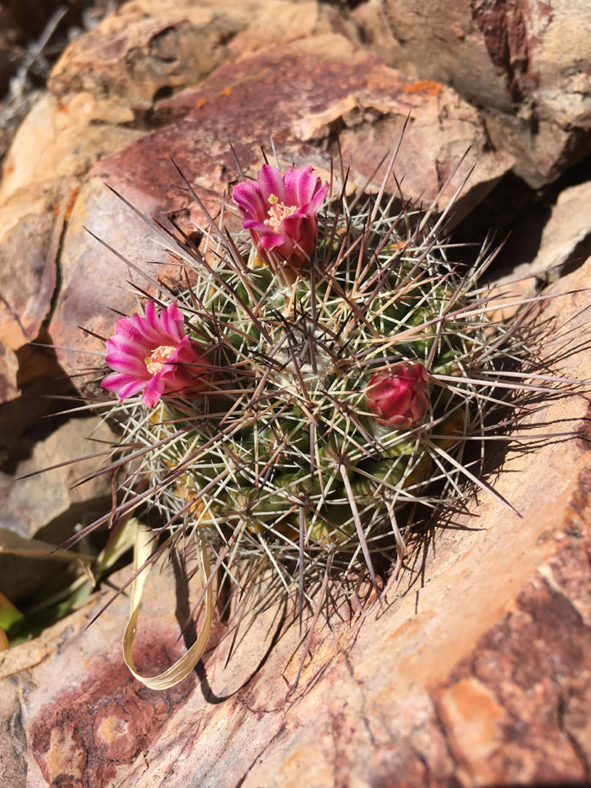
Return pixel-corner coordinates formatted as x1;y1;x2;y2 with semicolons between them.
161;31;512;216
0;178;68;352
0;89;144;358
47;173;200;392
0;675;26;784
0;92;142;205
354;0;591;187
1;415;116;543
3;256;591;786
0;344;19;407
0;415;116;602
525;181;591;282
1;555;199;787
48;0;355;108
48;1;236;109
492;179;591;318
0;342;33;466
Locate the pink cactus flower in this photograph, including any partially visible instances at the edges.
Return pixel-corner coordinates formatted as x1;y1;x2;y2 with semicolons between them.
102;301;209;408
366;362;430;428
232;164;328;270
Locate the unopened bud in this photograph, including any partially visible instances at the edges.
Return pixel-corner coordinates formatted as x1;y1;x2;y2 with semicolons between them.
366;362;430;427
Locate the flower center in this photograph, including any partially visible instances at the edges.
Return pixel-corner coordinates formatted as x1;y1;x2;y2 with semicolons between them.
265;193;296;232
145;344;177;375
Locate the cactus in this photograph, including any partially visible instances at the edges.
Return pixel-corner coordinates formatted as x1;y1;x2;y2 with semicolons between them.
64;156;566;687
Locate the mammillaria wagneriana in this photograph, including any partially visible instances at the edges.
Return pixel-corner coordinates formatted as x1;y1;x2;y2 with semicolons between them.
67;152;576;691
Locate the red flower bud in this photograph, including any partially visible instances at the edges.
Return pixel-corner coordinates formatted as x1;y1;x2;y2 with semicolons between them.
366;362;430;427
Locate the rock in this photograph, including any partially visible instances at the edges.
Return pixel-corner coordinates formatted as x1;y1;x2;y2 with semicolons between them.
0;675;26;784
353;0;591;187
155;33;512;215
0;93;142;206
1;554;199;787
491;179;591;317
0;344;19;407
48;2;235;110
0;178;68;352
0;415;116;601
49;39;512;382
0;89;144;358
47;0;355;108
0;342;36;466
3;255;591;785
46;175;179;392
1;415;116;543
525;181;591;283
0;341;80;467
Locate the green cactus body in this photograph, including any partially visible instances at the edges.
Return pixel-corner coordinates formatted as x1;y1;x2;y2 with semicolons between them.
108;187;511;602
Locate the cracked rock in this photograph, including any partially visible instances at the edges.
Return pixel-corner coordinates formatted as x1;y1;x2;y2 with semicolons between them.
353;0;591;187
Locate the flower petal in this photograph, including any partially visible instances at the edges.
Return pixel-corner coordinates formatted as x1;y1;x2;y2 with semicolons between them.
284;166;315;206
106;334;149;358
257;164;285;201
131;312;162;345
104;353;147;375
143;375;165;408
233;182;267;222
160;302;183;341
102;373;146;400
112;316;149;346
259;230;287;251
306;180;329;213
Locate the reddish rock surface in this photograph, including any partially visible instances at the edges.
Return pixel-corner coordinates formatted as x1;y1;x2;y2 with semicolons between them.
47;0;353;108
1;255;589;786
0;178;66;352
523;181;591;283
1;416;115;542
0;92;143;357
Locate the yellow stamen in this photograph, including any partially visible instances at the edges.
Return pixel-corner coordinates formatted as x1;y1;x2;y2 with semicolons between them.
265;193;296;232
145;344;177;375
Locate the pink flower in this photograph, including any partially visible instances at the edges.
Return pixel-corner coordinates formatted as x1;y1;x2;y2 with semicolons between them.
232;164;328;270
366;362;430;428
101;301;209;408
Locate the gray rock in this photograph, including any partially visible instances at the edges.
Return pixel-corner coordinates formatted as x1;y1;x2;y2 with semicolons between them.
0;416;115;601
